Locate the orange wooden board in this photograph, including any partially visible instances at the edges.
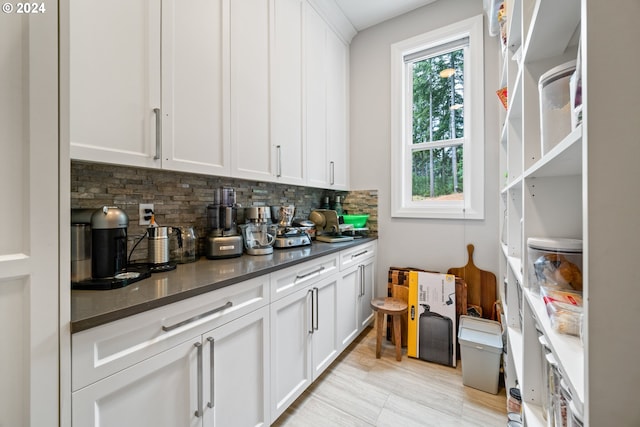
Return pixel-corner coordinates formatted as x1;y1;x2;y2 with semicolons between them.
447;244;497;320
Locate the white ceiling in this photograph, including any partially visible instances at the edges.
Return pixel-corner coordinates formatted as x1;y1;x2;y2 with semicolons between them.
335;0;437;31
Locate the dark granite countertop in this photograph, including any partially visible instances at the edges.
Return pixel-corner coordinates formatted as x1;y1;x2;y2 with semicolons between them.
71;237;377;333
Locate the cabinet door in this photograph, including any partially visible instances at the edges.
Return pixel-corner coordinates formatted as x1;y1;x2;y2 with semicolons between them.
72;339;200;427
325;28;349;190
304;5;328;188
230;0;272;181
310;275;340;379
69;0;161;168
271;0;305;185
1;9;59;425
270;287;313;422
337;265;360;350
161;0;230;176
358;257;375;330
203;306;270;427
304;5;349;189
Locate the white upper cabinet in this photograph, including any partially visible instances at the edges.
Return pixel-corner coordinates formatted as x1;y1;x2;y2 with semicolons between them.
305;5;328;188
70;0;350;188
69;0;162;169
70;0;230;175
161;0;230;176
305;4;349;190
231;0;308;185
229;0;272;181
325;27;349;190
270;0;306;185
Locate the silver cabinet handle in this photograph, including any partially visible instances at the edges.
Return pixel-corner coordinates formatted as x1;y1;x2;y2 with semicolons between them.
330;161;335;185
207;337;214;409
194;342;203;417
276;145;282;177
153;108;162;160
313;287;319;331
162;301;233;332
359;265;363;296
308;289;314;334
351;250;368;259
295;266;325;283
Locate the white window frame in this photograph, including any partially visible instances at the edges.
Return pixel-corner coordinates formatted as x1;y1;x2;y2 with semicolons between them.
390;15;484;219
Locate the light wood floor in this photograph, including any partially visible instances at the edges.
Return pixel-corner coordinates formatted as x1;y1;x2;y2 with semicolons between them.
272;326;507;427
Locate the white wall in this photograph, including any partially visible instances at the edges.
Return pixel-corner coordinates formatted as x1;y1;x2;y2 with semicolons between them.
349;0;501;296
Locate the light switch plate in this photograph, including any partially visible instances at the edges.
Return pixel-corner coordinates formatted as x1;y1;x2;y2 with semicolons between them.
139;203;154;225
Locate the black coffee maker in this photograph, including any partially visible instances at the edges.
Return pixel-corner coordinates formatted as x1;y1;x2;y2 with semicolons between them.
91;206;129;278
71;206;150;290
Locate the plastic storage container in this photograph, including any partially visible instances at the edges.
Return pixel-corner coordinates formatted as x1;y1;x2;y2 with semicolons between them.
457;315;503;394
539;60;576;155
527;237;583;294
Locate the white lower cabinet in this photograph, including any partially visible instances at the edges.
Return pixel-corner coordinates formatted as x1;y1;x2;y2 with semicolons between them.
202;306;270;427
72;306;269;427
71;277;269;427
72;336;200;427
270;273;340;422
337;242;376;349
357;258;375;330
71;242;377;427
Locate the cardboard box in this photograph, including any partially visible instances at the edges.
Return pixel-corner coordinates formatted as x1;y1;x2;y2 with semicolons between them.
408;271;457;367
387;267;428;345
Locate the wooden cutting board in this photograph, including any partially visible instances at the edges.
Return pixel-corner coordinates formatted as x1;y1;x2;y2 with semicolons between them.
447;244;497;320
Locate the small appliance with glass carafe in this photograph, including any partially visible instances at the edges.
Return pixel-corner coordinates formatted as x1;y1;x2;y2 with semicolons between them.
241;207;276;255
170;226;198;264
205;187;243;259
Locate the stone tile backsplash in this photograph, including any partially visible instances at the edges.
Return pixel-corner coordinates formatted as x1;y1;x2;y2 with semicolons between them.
71;161;377;262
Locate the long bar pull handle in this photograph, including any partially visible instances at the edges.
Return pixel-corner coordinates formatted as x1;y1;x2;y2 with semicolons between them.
276;145;282;177
313;287;319;331
295;266;325;282
207;337;214;409
308;289;314;334
351;250;369;259
359;265;363;297
194;342;203;418
330;161;335;185
162;301;233;332
153;108;162;160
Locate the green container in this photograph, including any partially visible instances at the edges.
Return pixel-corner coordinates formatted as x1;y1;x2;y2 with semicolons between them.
342;214;369;228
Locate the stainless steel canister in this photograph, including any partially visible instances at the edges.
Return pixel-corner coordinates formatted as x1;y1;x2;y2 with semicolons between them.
71;224;92;281
148;226;170;265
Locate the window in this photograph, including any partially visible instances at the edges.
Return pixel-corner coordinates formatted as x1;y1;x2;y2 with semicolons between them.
391;15;484;219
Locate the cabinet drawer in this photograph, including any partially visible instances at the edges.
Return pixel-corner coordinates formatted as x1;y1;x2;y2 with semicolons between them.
72;276;269;391
340;241;376;271
270;253;339;301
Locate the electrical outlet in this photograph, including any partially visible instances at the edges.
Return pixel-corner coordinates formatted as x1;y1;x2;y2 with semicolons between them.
139;203;154;225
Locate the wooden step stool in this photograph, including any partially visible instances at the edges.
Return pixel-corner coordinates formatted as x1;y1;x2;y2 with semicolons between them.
370;297;408;361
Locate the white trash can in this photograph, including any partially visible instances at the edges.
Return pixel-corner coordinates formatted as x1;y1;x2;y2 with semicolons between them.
458;315;503;394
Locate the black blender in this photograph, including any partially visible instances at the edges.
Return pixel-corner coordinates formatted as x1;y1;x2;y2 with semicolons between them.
205;187;243;259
